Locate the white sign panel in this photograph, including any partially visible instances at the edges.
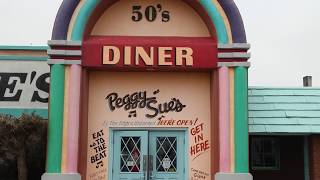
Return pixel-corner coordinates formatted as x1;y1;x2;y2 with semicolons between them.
0;60;49;109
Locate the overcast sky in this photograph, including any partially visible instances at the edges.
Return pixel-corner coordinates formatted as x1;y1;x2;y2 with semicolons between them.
0;0;319;87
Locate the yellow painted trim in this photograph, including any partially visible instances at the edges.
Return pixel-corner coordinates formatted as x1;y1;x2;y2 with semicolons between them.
67;1;86;40
229;68;235;172
61;66;70;172
213;0;233;43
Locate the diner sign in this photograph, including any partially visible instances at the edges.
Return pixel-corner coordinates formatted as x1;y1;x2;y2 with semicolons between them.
82;36;217;70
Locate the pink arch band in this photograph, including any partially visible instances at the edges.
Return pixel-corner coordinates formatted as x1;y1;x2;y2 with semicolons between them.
67;65;82;172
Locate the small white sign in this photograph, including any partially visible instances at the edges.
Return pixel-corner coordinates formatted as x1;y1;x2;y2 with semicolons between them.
162;158;171;169
127;161;134;166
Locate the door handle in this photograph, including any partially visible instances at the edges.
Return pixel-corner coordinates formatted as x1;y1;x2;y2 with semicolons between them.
143;155;148;180
149;155;153;171
143;155;154;179
149;155;154;179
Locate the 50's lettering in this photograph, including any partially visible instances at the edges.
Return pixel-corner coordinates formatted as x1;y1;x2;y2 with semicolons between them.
131;4;170;22
132;6;143;22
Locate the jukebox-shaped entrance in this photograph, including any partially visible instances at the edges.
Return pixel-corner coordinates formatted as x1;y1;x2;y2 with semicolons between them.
112;130;185;180
45;0;251;180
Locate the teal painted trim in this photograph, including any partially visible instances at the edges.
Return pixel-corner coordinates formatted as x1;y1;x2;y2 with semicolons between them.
108;129;114;180
71;0;229;43
71;0;100;41
234;67;249;173
249;124;320;134
0;45;48;51
304;136;310;180
249;118;320;125
184;129;189;180
249;87;320;90
199;0;229;43
0;56;48;61
0;108;48;119
47;64;65;173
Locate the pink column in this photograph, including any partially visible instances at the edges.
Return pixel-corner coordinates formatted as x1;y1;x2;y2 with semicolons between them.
67;64;82;172
219;66;231;172
229;68;235;172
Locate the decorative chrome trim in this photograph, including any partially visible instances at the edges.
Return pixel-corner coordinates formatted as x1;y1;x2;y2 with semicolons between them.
47;49;82;56
218;52;251;59
48;59;81;65
218;62;251;67
218;43;251;49
48;40;82;46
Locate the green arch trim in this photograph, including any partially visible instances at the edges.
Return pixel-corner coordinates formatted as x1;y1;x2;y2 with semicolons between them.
71;0;229;43
199;0;228;43
71;0;100;41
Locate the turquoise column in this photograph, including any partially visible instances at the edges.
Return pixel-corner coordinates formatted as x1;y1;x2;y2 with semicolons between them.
46;64;65;173
234;66;249;173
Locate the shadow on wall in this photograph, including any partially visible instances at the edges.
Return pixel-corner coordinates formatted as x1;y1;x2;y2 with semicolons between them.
0;114;47;180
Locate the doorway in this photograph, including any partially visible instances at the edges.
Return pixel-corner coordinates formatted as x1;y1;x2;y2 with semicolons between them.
111;130;186;180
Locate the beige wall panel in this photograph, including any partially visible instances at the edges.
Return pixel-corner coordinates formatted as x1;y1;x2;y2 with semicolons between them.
87;72;213;180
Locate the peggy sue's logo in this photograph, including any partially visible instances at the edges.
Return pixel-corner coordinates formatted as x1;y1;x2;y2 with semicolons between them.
105;89;186;119
102;46;194;66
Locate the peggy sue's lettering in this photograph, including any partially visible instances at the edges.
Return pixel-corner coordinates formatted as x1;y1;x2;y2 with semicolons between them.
105;90;186;119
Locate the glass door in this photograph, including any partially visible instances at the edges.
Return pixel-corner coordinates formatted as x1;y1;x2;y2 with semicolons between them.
149;131;185;180
113;131;148;180
112;131;185;180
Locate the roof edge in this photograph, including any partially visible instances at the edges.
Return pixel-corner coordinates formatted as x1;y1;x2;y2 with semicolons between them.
0;45;48;51
249;86;320;90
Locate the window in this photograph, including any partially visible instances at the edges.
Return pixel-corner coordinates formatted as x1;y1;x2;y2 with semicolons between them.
156;137;177;172
251;137;280;170
120;137;141;172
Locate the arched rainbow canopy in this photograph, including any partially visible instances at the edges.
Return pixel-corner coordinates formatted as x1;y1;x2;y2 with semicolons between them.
51;0;247;43
46;0;250;175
